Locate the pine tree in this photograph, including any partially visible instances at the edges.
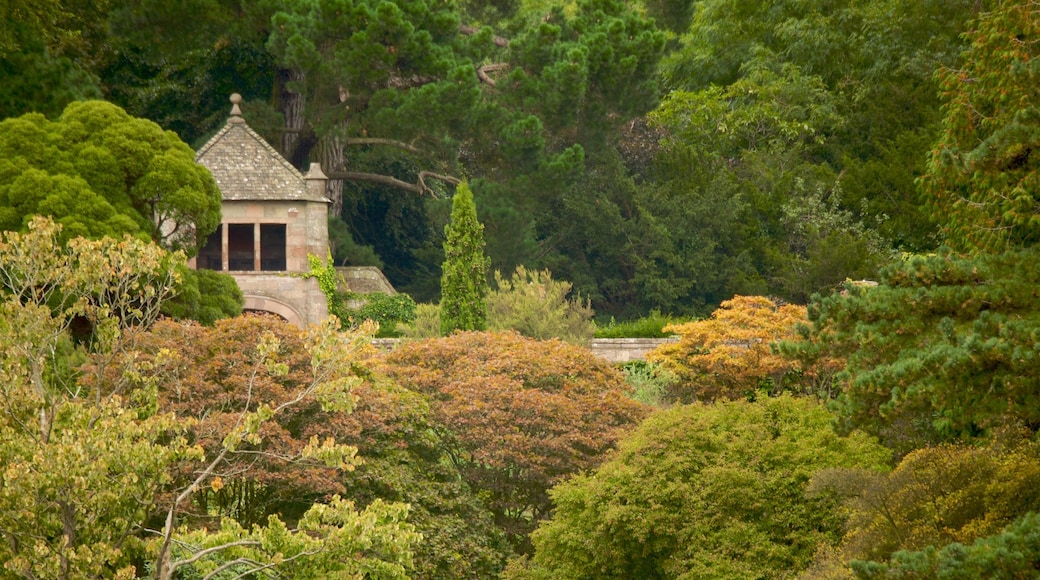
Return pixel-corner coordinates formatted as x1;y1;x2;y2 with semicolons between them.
440;182;489;334
920;0;1040;253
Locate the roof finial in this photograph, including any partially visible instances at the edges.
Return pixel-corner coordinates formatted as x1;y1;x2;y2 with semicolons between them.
229;93;244;122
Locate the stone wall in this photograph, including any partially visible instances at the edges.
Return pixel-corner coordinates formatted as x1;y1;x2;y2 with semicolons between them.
368;337;677;364
336;266;397;294
588;337;678;363
234;273;328;327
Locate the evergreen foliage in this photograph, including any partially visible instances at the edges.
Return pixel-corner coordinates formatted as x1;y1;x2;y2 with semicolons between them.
440;183;490;334
921;0;1040;253
0;101;222;256
852;511;1040;579
792;248;1040;451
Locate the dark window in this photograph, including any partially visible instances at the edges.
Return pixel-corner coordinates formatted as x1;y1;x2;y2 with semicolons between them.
198;227;223;271
228;224;255;271
261;224;287;271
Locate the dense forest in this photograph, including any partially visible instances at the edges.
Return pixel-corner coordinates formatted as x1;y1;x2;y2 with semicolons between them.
1;0;985;317
3;0;1040;578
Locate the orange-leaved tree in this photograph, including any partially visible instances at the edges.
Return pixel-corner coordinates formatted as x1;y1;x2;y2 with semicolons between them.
101;314;510;578
376;331;650;552
647;295;809;401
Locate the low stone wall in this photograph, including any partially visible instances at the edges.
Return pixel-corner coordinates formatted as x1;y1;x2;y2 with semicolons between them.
367;337;678;363
588;338;678;363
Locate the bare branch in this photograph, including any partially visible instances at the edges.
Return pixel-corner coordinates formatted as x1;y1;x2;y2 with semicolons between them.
176;540;263;570
418;171;461;192
327;170;461;197
477;63;510;87
459;24;510;47
327;171;423;194
341;137;422;155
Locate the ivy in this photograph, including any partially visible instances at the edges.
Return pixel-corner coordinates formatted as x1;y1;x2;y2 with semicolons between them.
304;252;349;322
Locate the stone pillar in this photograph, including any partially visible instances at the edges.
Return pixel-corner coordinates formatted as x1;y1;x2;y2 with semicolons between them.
304;163;328;200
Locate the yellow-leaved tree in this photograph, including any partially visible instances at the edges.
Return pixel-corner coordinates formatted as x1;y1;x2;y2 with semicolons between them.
647;295;810;402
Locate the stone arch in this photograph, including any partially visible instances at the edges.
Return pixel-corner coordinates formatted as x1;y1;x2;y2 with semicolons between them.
242;295;305;327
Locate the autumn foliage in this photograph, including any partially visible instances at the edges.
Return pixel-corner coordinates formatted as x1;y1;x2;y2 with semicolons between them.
377;331;650;549
647;295;808;401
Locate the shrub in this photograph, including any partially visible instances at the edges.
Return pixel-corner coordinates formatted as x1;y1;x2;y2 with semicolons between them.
508;395;890;579
487;266;595;345
397;302;441;340
339;291;417;337
594;310;681;338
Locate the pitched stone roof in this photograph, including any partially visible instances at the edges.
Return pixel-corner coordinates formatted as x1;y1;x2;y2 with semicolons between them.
196;112;328;203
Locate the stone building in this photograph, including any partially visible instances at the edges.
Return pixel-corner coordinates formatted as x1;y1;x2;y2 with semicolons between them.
191;94;330;327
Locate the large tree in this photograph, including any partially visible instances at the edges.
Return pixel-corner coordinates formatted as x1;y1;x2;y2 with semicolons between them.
920;0;1040;253
508;395;890;579
377;331;649;551
0;100;221;255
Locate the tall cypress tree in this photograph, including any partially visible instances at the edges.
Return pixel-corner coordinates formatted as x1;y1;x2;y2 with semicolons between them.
440;182;489;334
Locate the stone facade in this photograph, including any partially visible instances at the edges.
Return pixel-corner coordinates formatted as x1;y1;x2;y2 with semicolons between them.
190;94;331;327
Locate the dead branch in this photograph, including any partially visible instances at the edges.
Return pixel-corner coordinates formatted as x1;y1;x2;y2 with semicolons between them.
341;137;422;155
459;24;509;47
477;63;510;87
327;170;461;196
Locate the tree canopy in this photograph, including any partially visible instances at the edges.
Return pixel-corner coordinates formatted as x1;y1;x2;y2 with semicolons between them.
0;100;222;255
377;330;649;551
509;395;890;579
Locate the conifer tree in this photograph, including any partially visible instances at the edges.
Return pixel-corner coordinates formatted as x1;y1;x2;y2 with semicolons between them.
440;182;489;334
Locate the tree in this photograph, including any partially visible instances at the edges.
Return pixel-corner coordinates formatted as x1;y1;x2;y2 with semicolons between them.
0;217;420;578
487;265;595;345
0;217;194;577
377;330;649;551
920;0;1040;253
507;395;890;579
0;100;242;324
851;511;1040;579
440;182;490;334
647;295;812;402
807;435;1040;574
792;249;1040;451
0;100;222;255
105;313;509;578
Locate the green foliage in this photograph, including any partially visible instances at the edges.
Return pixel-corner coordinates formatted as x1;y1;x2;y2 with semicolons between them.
509;395;890;579
161;266;243;325
339;291;417;337
809;435;1040;572
305;252;350;322
595;309;681;338
920;0;1040;253
328;215;384;268
165;497;421;579
620;360;677;408
0;101;222;257
397;302;442;340
0;217;195;577
487;265;595;345
440;183;490;334
792;247;1040;451
851;511;1040;579
0;23;103;120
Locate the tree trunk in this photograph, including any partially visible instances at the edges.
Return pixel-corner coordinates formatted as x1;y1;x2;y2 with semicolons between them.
278;68;307;162
316;134;346;218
